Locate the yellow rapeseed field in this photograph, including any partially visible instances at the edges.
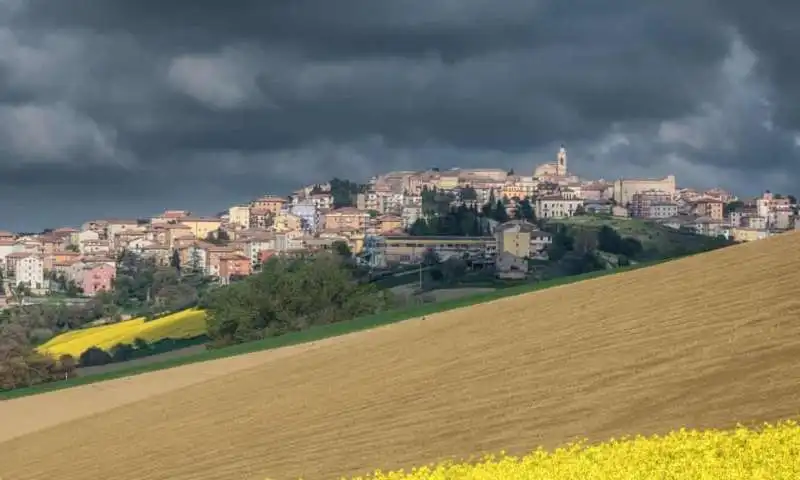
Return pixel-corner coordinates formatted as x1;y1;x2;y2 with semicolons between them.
352;420;800;480
37;308;207;357
1;232;799;480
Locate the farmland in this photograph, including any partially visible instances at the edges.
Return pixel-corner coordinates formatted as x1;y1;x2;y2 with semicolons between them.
37;308;207;358
0;231;798;480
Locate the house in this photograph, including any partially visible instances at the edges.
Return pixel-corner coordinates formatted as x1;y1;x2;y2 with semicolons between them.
496;220;535;258
242;232;276;266
139;244;170;266
81;220;109;237
4;252;31;276
691;198;724;221
180;217;222;240
732;227;768;242
77;229;100;248
376;214;403;234
51;251;81;265
227;205;251;230
251;195;288;214
151;210;191;224
535;194;584;219
0;238;14;269
15;254;44;291
0;230;15;241
275;232;306;252
309;193;334;210
105;219;144;247
581;199;612;215
289;201;319;233
495;252;528;279
52;227;80;246
530;230;553;257
79;263;116;296
401;206;423;229
180;242;211;273
630;190;678;219
273;212;303;233
218;254;252;284
249;207;273;230
322;207;371;232
81;239;111;255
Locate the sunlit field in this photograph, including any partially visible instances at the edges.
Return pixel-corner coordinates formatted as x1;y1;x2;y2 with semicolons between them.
1;232;798;480
352;421;800;479
37;308;207;357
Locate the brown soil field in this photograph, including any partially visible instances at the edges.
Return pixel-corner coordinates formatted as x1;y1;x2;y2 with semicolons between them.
1;232;799;480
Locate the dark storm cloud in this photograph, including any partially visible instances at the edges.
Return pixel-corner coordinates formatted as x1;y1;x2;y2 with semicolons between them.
713;0;800;129
0;0;797;230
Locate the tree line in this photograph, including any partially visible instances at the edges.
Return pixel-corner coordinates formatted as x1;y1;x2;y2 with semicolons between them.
203;252;392;346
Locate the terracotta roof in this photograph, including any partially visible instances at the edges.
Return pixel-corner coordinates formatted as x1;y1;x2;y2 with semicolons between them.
0;239;14;246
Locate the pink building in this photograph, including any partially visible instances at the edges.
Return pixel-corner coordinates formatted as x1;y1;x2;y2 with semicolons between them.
81;264;116;296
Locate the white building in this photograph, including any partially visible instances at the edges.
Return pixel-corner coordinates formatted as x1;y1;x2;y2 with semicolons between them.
535;194;584;219
15;255;44;291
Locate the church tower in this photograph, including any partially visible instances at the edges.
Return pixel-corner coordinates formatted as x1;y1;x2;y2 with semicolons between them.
557;144;567;175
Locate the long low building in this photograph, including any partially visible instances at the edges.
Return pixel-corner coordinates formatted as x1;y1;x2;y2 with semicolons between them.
379;235;497;263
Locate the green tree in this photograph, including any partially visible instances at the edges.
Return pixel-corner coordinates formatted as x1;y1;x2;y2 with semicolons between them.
170;249;181;273
332;240;352;259
204;253;391;347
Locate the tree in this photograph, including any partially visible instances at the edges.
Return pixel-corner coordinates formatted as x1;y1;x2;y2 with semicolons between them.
329;178;364;208
573;205;587;216
79;346;113;367
65;244;79;253
518;198;535;222
204;253;391;347
58;354;77;379
110;342;135;362
332;240;352;259
170;249;181;273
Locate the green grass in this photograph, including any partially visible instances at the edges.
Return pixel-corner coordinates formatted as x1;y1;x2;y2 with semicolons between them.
0;257;677;401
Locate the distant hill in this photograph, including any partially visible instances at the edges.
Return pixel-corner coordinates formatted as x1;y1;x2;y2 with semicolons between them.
546;215;733;260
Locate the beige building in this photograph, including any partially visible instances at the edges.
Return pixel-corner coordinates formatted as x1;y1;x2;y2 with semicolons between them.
495;220;535;258
251;195;288;214
228;205;251;230
322;207;371;232
692;198;724;221
612;175;676;205
180;217;222;239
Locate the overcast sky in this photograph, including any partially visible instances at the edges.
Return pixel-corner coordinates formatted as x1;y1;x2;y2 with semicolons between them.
1;1;798;231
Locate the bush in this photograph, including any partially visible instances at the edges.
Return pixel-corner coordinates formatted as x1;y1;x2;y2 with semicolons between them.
79;346;113;367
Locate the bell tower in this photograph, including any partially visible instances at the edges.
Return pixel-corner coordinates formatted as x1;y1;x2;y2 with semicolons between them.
557;144;567;175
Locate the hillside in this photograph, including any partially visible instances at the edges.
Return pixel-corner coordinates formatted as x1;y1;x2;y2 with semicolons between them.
1;232;799;480
547;215;732;259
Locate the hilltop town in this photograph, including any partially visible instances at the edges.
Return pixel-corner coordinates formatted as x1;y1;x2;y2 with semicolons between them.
0;146;797;305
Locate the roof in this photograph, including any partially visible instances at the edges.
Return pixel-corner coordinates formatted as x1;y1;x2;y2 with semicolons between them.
497;220;536;233
326;207;369;215
6;252;33;259
180;217;221;222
